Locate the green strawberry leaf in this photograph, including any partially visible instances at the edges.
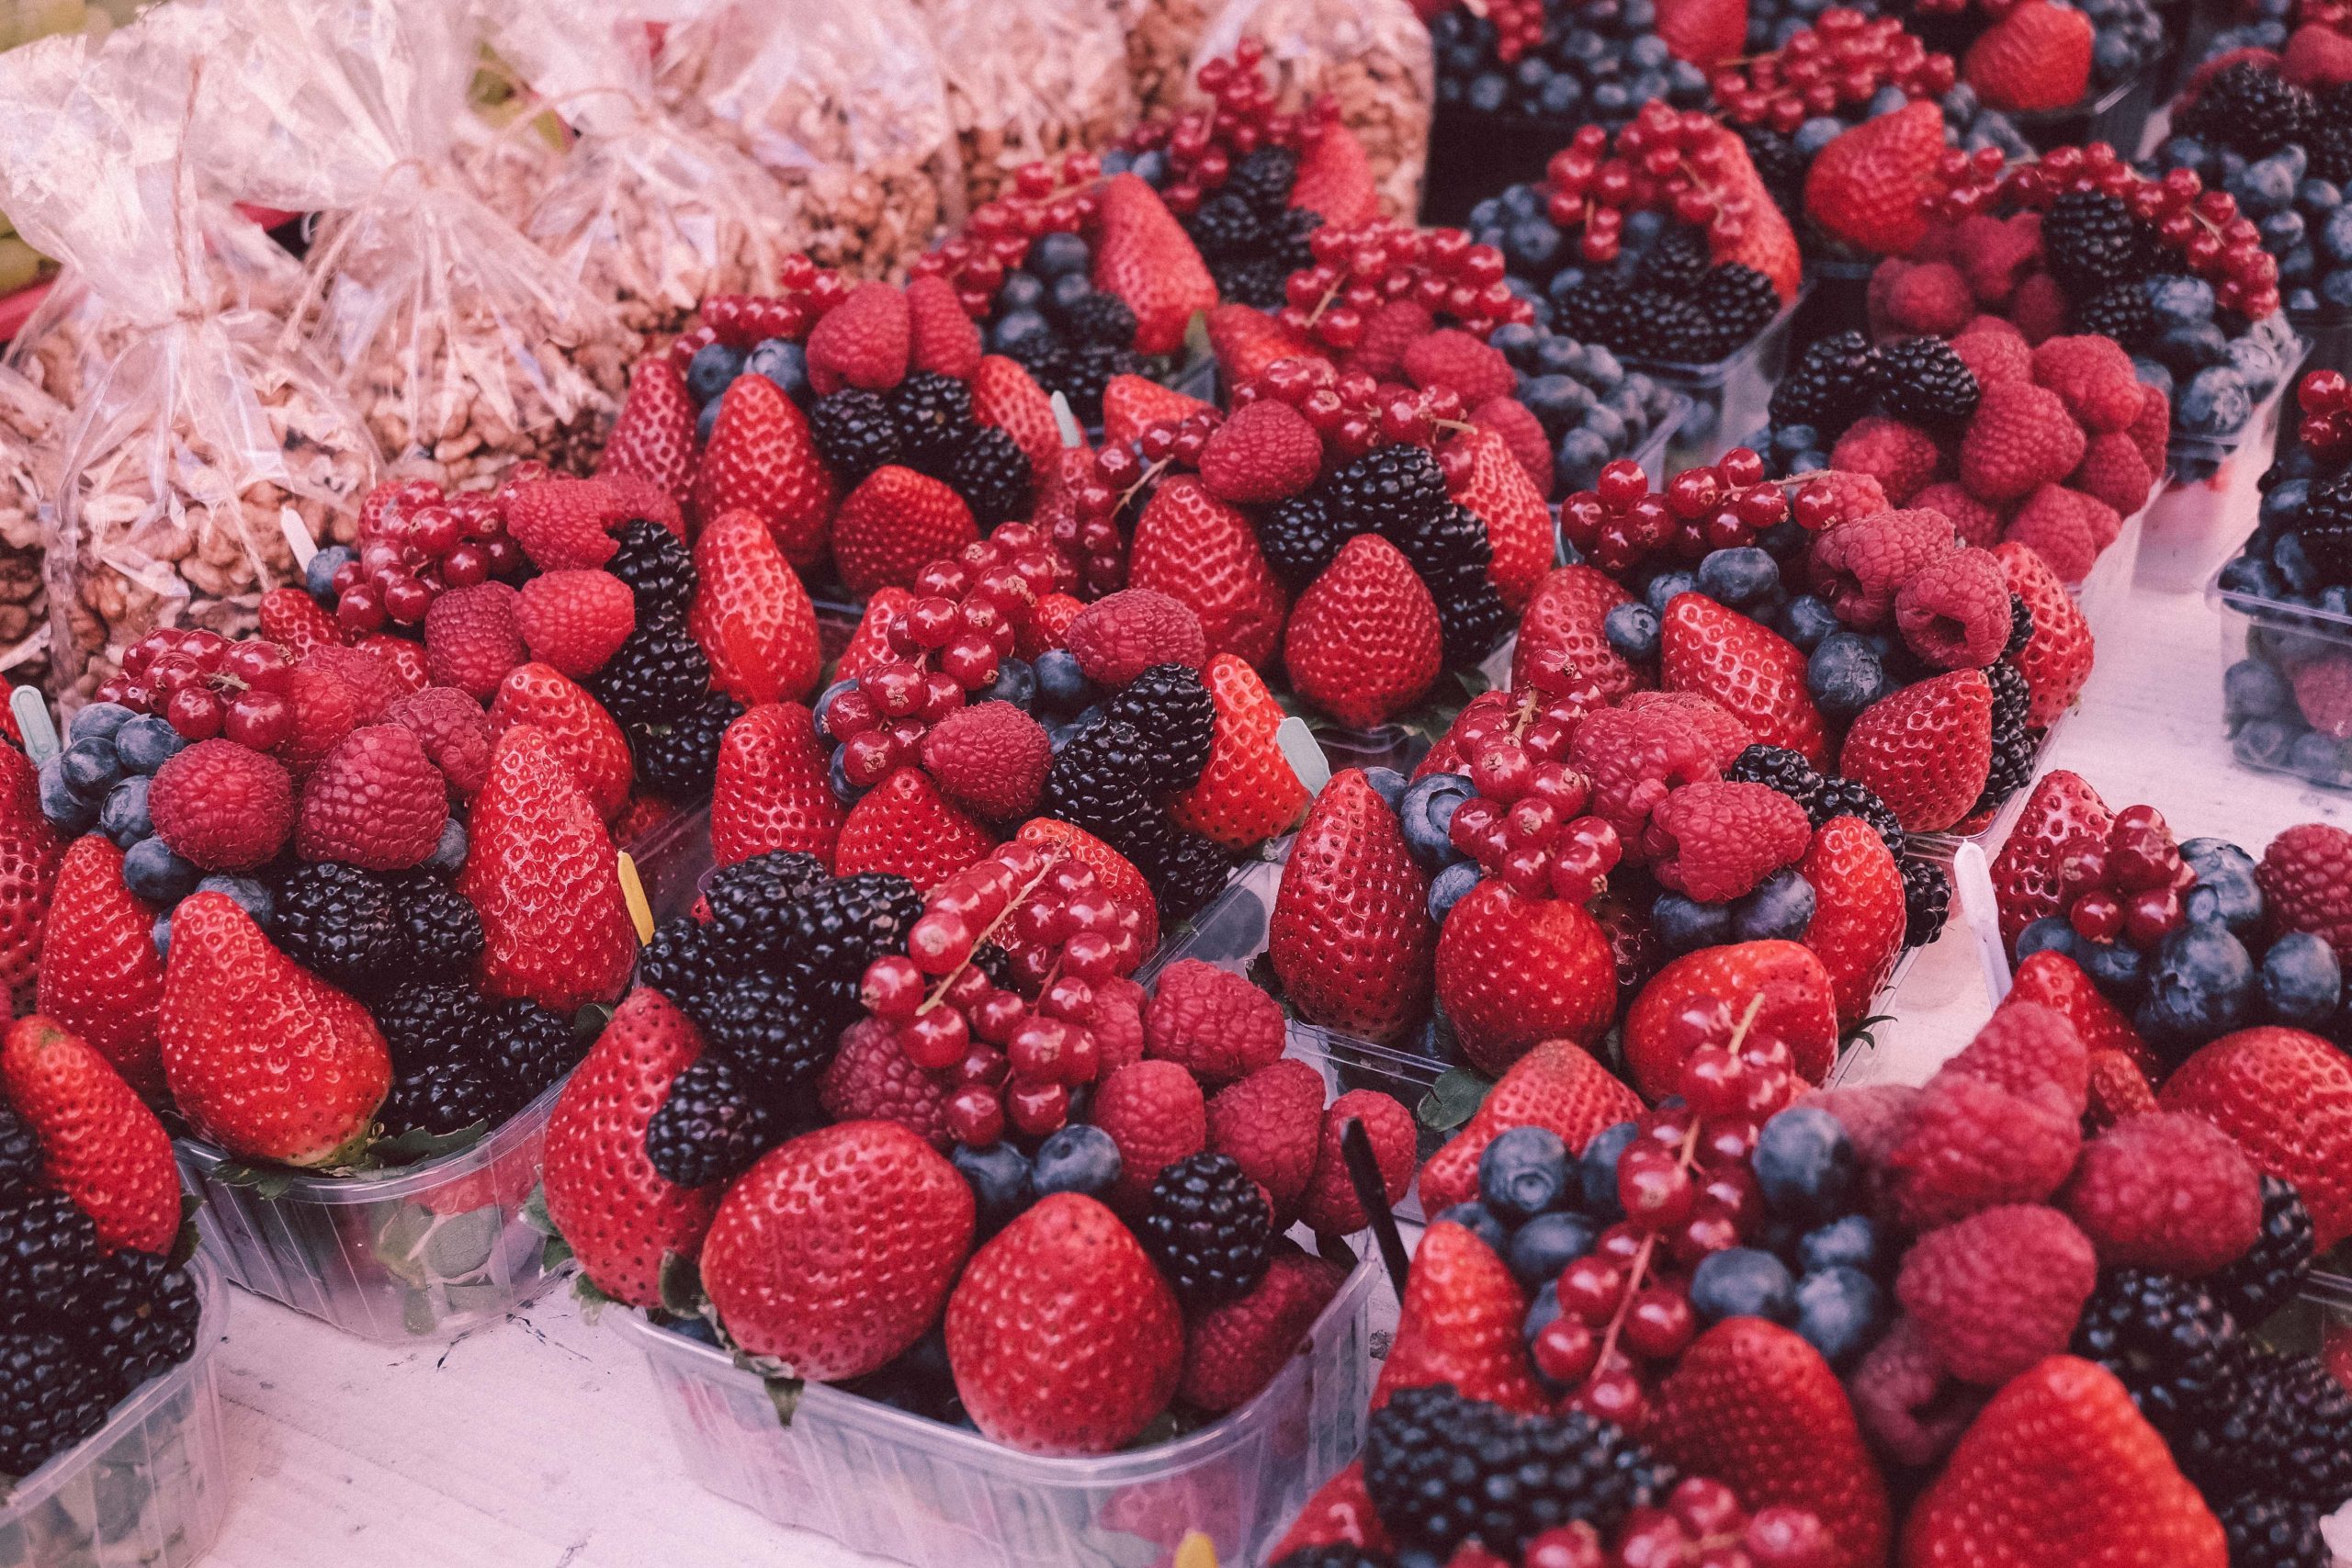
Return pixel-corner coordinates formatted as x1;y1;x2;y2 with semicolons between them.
168;1195;203;1271
571;1269;613;1324
519;1182;556;1238
1418;1066;1492;1133
367;1120;492;1168
658;1250;705;1316
203;1160;295;1201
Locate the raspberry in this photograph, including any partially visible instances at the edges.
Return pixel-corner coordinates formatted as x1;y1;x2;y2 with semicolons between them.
385;685;494;799
2062;1112;2264;1276
1879;260;1973;337
1145;959;1288;1085
295;724;452;871
905;275;982;378
1850;1316;1975;1467
147;739;295;870
1949;328;2032;389
1295;1089;1414;1235
276;665;360;777
2004;484;2113;583
2292;657;2352;739
423;583;524;700
1951;212;2042;308
1471;396;1553;497
1887;1069;2081;1229
301;644;406;723
2009;271;2069;343
1913;482;2007;549
1065;589;1209;687
1961;382;2087;504
1343;299;1436;381
2129;385;2170;476
1894;547;2011;670
2256;822;2352;959
1646;780;1812;901
1830;417;1944;505
2030;335;2143;434
1568;702;1721;844
597;469;687;542
2070;432;2156;515
1206;1058;1325;1216
1797;1084;1922;1168
503;477;622;570
1089;975;1148;1076
919;701;1052;820
1401;328;1517;407
1949;1000;2088;1121
2086;1049;2159;1132
514;570;635;679
1802;470;1889;527
1619;691;1751;773
1197;399;1323;505
1809;509;1958;628
805;281;910;395
1895;1204;2098;1386
1093;1059;1208;1213
820;1017;950;1148
1180;1247;1348;1412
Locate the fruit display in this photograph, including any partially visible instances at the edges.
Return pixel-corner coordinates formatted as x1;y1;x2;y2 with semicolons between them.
1429;0;1713;131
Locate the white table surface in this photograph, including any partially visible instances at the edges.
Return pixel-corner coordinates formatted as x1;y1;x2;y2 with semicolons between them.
190;554;2352;1568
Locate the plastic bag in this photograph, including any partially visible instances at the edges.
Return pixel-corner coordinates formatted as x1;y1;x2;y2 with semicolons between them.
196;0;632;489
0;367;63;685
0;17;379;703
908;0;1138;208
1114;0;1221;116
655;0;961;280
1194;0;1435;218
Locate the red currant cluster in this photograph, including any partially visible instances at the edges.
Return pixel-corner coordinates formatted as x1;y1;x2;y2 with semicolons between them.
665;256;851;368
822;527;1069;785
328;474;530;636
1481;0;1548;62
2047;804;2192;953
1711;11;1956;136
1596;1482;1837;1568
1442;663;1625;901
1115;40;1340;218
1053;406;1227;595
1277;220;1528;350
1233;355;1481;468
2298;0;2352;32
1560;451;1815;576
915;152;1106;318
2295;368;2352;462
1543;106;1762;265
1529;995;1808;1427
95;629;295;749
859;840;1149;1146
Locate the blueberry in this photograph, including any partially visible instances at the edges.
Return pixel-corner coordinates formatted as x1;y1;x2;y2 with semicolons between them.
2262;930;2342;1025
1755;1106;1856;1222
1031;1123;1122;1199
2227;336;2283;401
2233;156;2296;215
981;657;1036;711
1129;149;1169;186
2132;356;2174;400
2160;323;2235;376
1532;333;1588;378
1029;231;1091;279
744;338;808;402
1033;649;1089;713
1731;869;1815;942
1653;891;1733;954
1808;633;1887;724
121;837;197;905
305;544;354;603
1793;1266;1883;1367
1402;773;1473;868
2136;920;2256;1049
1491;321;1541;367
695;397;719;446
2145;274;2216;327
425;819;468;875
151;912;172;964
2179;838;2264;931
1046;272;1094;317
2305;177;2346;215
1602;602;1661;662
2233;718;2298;770
2290;729;2349;785
1799;1213;1885;1276
36;759;95;832
99;776;152;847
2082;938;2146;999
1582;345;1623;389
1758;522;1809;561
1523;1280;1564;1360
1579;1122;1638;1218
2014;914;2084;964
67;702;134;746
1437;1201;1511;1257
996;274;1048;316
2260;210;2307;254
1644;571;1698;615
1690;1247;1796;1324
1520;373;1596;435
1777;594;1840;651
2276;530;2322;594
2324;267;2352;310
1429;861;1482;923
685;342;745;405
1580;404;1626;448
2324;206;2352;265
1506;215;1566;272
58;739;121;795
195;874;273;926
1795;116;1845;155
1698;547;1779;608
1362;768;1409;813
1555;428;1614;489
827;747;862;807
950;1143;1035;1234
1508;1213;1598;1287
989;310;1053;354
1480;1125;1573;1221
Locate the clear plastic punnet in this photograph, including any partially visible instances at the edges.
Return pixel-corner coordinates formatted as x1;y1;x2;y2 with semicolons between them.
909;0;1137;211
2141;344;2303;593
2211;566;2352;795
1629;288;1807;471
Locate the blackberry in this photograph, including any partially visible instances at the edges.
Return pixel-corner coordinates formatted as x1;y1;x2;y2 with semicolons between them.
370;980;492;1071
784;874;927;1018
888;372;977;467
1272;1551;1398;1568
2175;1344;2312;1498
1734;122;1804;217
1694;265;1782;356
808;389;905;485
1057;342;1146;425
1187;192;1266;261
628;690;744;803
1134;823;1235;924
1041;719;1159;854
1770;331;1878;436
1972;660;2035;817
1001;333;1069;398
1062;292;1139;350
705;850;831;971
589;616;711;725
2072;1269;2242;1435
74;1250;198;1393
271;863;397;988
0;1192;107;1334
606;517;696;619
1389;502;1492;577
2272;1350;2352;1504
1138;1152;1271;1304
697;969;837;1092
2310;120;2352;187
645;1055;775;1188
1322;444;1452;540
0;1104;44;1197
2041;190;2157;299
2219;1495;2328;1568
1362;1383;1673;1560
1100;663;1216;791
2290;472;2352;586
2005;593;2033;660
946;426;1035;527
2075;282;2155;353
1555;277;1657;356
1901;857;1951;947
1640;227;1713;291
1224;145;1299;219
1808;776;1905;847
1435;578;1513;670
385;875;484;979
381;1058;505;1137
1874;337;1981;431
0;1332;111;1476
2208;1176;2314;1327
485;998;583;1106
2177;61;2314;160
1214;254;1295;310
637;915;730;1017
1726;743;1824;807
1259;491;1350;591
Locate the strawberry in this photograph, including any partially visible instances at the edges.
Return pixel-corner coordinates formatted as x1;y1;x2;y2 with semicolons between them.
1170;653;1310;850
1091;175;1217;358
1269;1462;1394;1560
2086;1049;2159;1131
1207;303;1314;387
1623;940;1841;1098
2159;1025;2352;1249
1803;99;1947;257
1282;534;1443;729
1712;127;1804;299
1371;1220;1548;1415
2007;953;2152;1077
904;274;981;378
514;570;634;680
1434;880;1617;1076
1345;299;1437;381
1402;330;1518;407
1014;818;1161;956
541;987;722;1307
357;634;428;694
1198;398;1323;505
831;466;979;598
35;837;164;1100
487;665;634;824
1513;565;1649;702
944;1192;1184;1454
1963;0;2094;111
1993;541;2094;728
1661;593;1828;766
1838;670;1994;833
1102;374;1214;448
1470;395;1554;497
690;374;837;570
3;1015;179;1254
1418;1039;1644;1213
0;746;59;1011
595;358;697;505
1903;1357;2224;1568
1657;0;1747;67
1653;1319;1892;1568
458;725;638;1012
1125;477;1287;668
257;586;344;660
806;280;910;394
687;507;820;707
1290;121;1380;227
1179;1246;1348;1412
837;586;916;685
969;355;1062;474
833;766;995;886
1450;427;1554;612
505;479;623;571
1985;770;2112;945
1269;771;1434;1043
1803;816;1906;1029
701;1120;973;1381
158;892;390;1166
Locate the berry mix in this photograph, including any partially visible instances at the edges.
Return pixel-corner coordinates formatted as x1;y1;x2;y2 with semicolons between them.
1430;0;1713;129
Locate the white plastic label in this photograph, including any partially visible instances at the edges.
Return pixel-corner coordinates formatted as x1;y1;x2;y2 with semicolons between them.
1951;841;2012;1003
279;506;318;570
1275;716;1330;796
10;687;57;763
1049;390;1085;450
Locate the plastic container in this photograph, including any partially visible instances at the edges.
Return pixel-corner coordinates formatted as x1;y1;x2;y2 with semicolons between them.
1421;106;1577;227
0;1256;229;1568
1792;256;1874;351
2142;368;2297;593
2072;492;2153;633
615;1237;1379;1568
1629;289;1807;470
2009;61;2160;158
2290;302;2352;382
2208;568;2352;793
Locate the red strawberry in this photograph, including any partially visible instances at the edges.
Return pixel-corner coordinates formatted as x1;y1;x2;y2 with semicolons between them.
1371;1221;1547;1415
1418;1039;1644;1213
4;1015;178;1254
1014;818;1162;957
1290;121;1379;226
358;635;428;694
1903;1357;2224;1568
35;837;164;1100
701;1120;973;1381
1513;565;1649;702
541;987;722;1307
386;685;495;800
1344;299;1437;381
2007;951;2162;1079
1985;770;2112;944
424;581;526;700
2086;1048;2160;1131
1803;100;1947;256
1653;1319;1893;1568
1170;653;1310;850
147;739;294;871
970;355;1062;474
505;479;622;571
833;766;995;886
458;725;638;1012
514;570;634;680
1662;593;1828;766
1657;0;1748;67
1126;477;1287;668
1711;126;1804;299
691;374;837;569
1198;398;1323;505
488;665;634;823
595;359;697;505
806;280;910;393
837;586;915;685
905;275;981;378
2160;1025;2352;1249
1092;175;1216;357
687;507;820;706
1207;303;1314;387
1451;427;1554;612
1180;1246;1348;1412
831;466;979;598
1269;771;1434;1043
1963;0;2094;111
1102;374;1214;448
1271;1462;1393;1560
1283;534;1443;729
1434;880;1617;1076
1624;940;1841;1098
1403;330;1517;407
1994;541;2095;728
297;721;455;866
0;747;58;1010
945;1192;1184;1454
1803;815;1907;1029
1839;670;1994;833
1295;1089;1416;1235
257;586;344;660
1205;1059;1325;1218
158;892;390;1166
1470;395;1554;497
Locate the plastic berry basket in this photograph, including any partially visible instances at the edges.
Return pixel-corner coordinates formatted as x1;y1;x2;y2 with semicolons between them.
613;1244;1379;1568
1422;107;1586;228
2142;352;2301;593
2006;61;2161;157
2289;301;2352;383
1625;288;1809;471
0;1255;229;1568
2207;569;2352;793
1792;256;1877;352
2070;486;2156;634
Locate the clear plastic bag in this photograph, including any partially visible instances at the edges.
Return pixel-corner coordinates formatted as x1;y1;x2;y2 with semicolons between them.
0;366;62;687
0;17;379;703
1115;0;1221;116
908;0;1138;208
655;0;962;280
1194;0;1435;218
197;0;633;489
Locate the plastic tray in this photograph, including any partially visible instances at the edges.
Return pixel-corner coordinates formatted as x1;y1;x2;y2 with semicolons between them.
0;1256;229;1568
2009;61;2161;158
1629;289;1807;470
615;1239;1379;1568
2071;494;2152;633
2290;302;2352;382
1792;256;1875;352
2208;568;2352;793
1422;105;1583;227
2142;368;2296;593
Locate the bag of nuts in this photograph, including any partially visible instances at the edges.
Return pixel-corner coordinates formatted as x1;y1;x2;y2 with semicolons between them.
0;367;64;690
654;0;962;282
197;0;632;490
906;0;1139;209
1193;0;1435;219
0;18;379;705
1115;0;1223;117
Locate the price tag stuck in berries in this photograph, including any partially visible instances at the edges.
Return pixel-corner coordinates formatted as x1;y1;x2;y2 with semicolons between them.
278;507;318;571
10;688;57;763
1275;716;1330;796
616;851;653;944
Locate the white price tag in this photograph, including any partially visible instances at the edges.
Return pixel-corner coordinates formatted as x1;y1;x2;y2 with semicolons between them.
279;507;318;570
1274;716;1330;796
